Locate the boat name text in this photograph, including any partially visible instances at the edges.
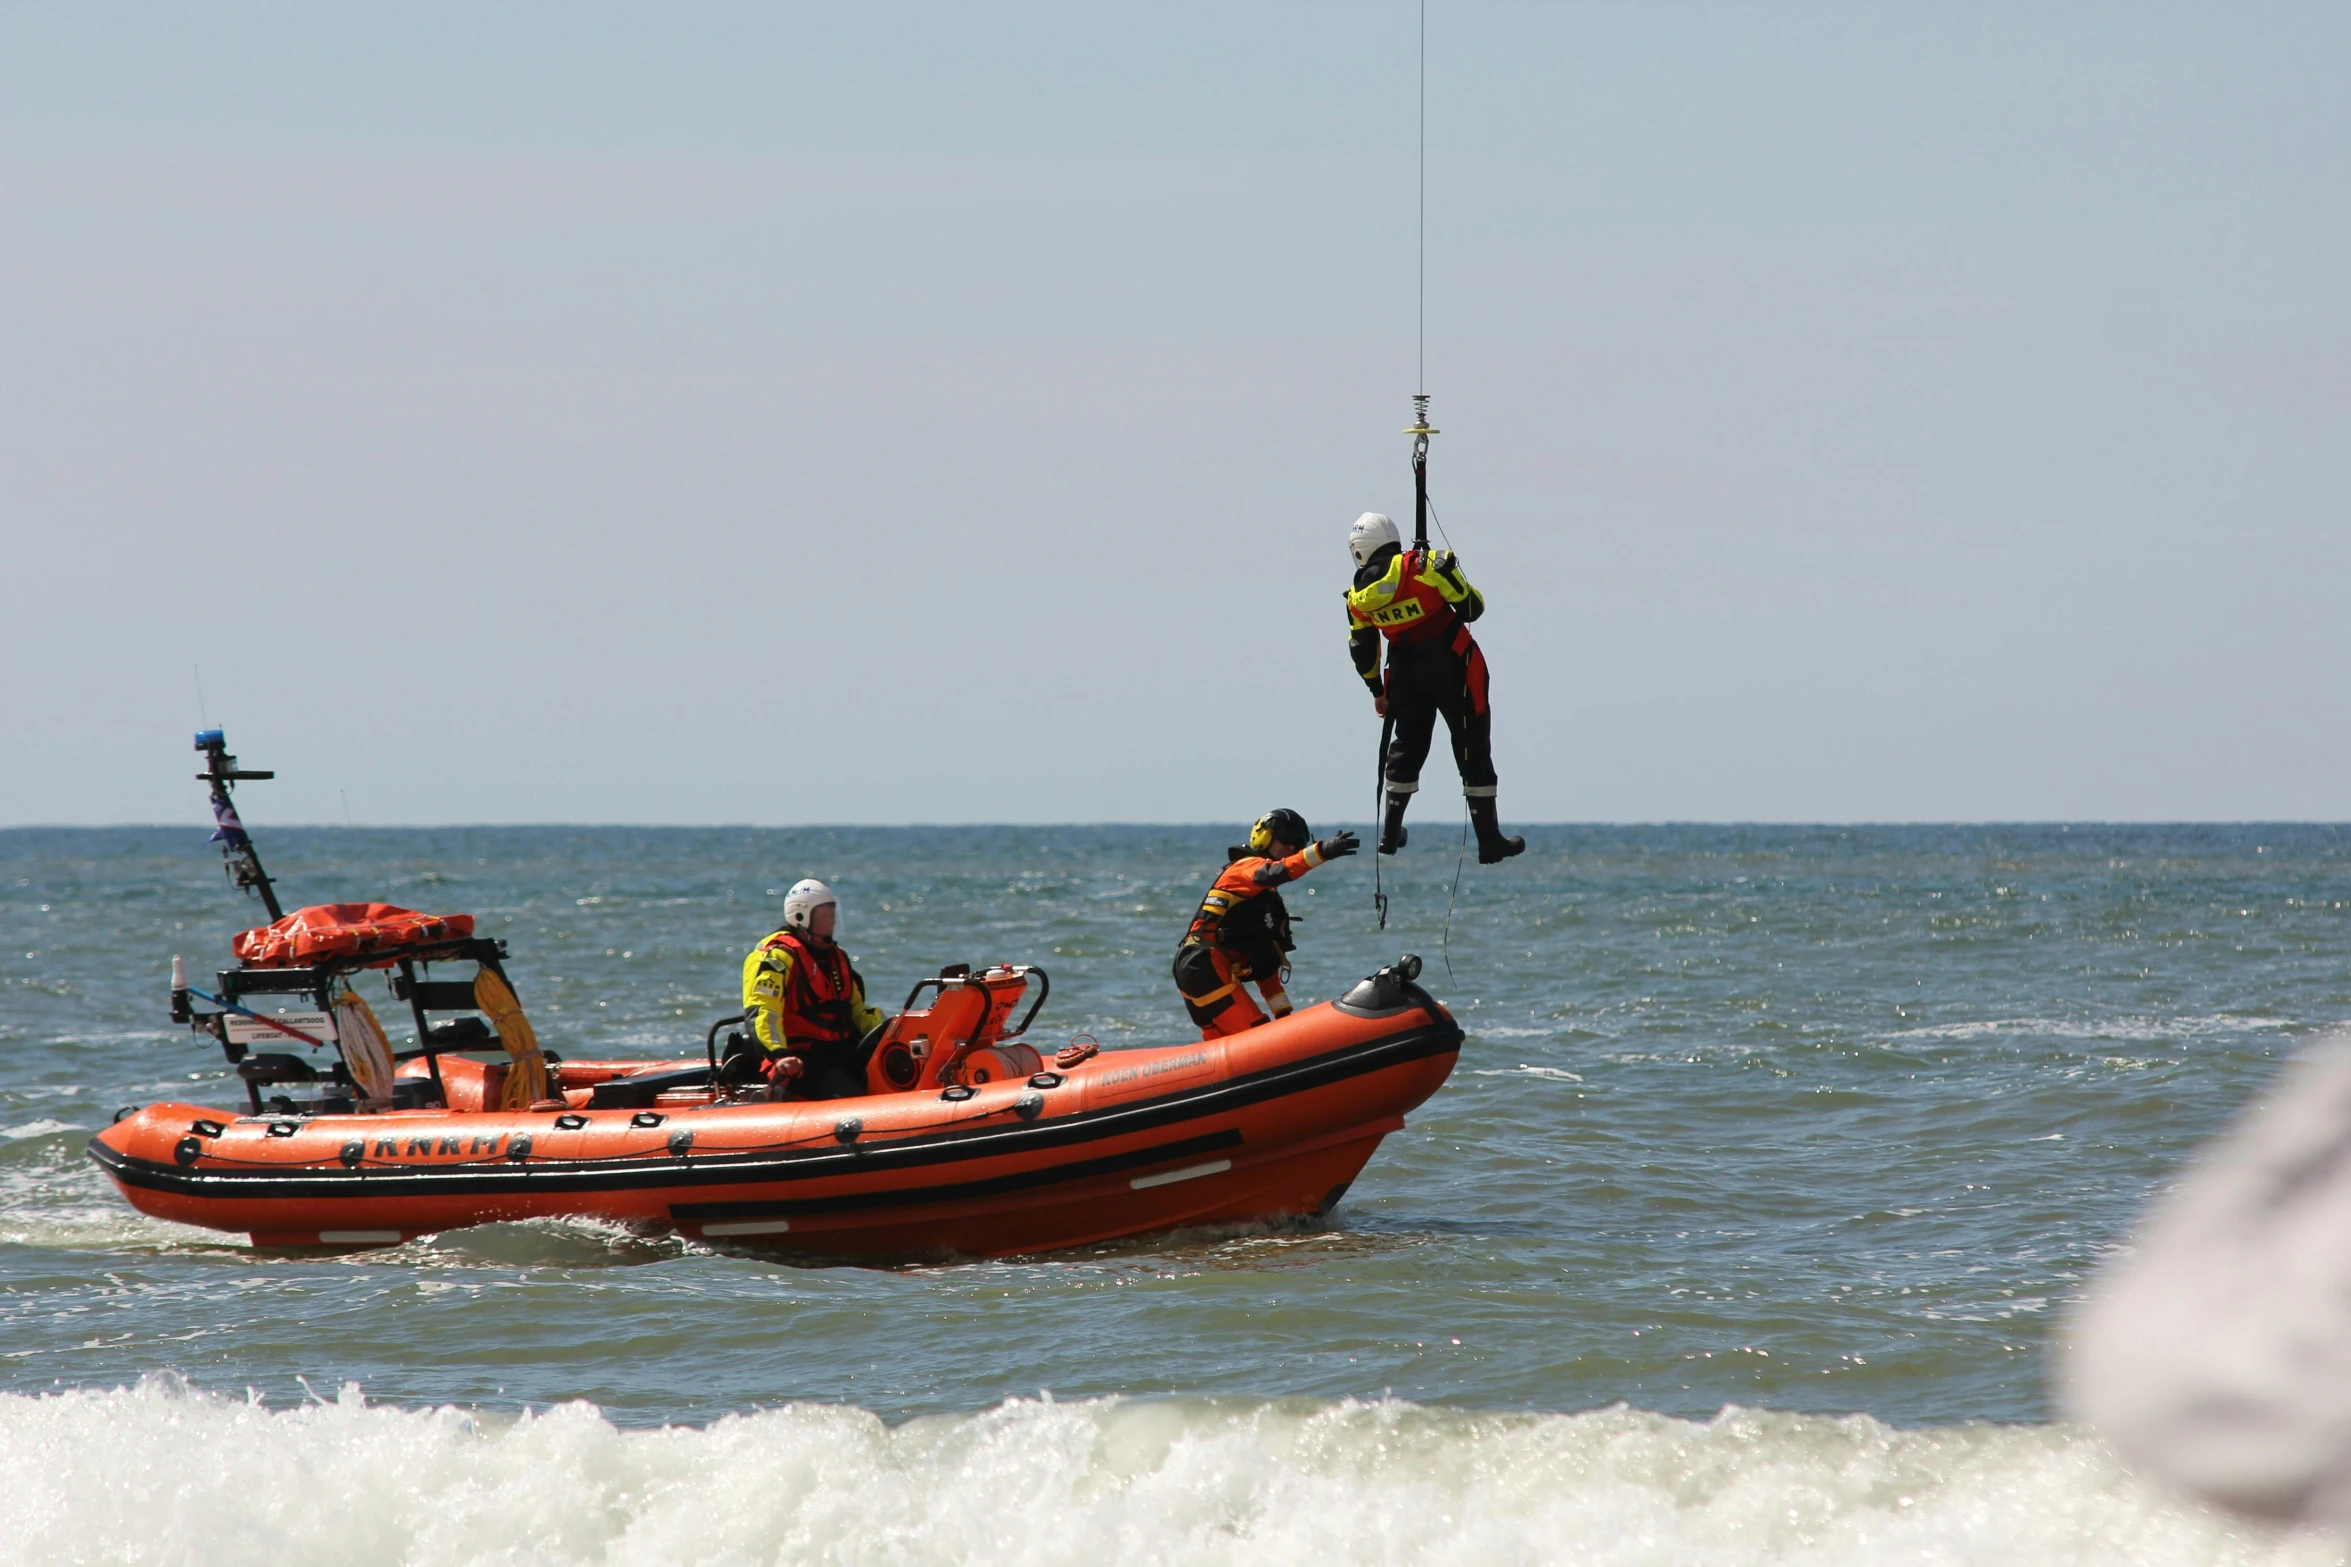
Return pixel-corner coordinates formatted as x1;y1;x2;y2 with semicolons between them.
1093;1050;1209;1089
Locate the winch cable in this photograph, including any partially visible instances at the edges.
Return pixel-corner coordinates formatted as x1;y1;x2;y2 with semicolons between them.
1377;2;1479;943
1373;713;1394;930
1443;806;1467;983
1379;7;1430;931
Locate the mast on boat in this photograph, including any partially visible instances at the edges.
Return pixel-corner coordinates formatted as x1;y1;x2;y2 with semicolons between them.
195;728;283;920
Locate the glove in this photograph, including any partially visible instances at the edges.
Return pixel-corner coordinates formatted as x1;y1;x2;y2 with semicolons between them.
762;1052;806;1103
1316;831;1360;861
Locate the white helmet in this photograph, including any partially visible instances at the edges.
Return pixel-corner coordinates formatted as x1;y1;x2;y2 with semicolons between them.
1349;511;1401;569
782;878;839;936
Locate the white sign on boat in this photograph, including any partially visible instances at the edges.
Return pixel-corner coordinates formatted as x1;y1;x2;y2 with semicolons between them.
224;1010;338;1046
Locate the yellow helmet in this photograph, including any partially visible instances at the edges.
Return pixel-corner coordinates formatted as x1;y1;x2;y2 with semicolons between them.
1246;809;1312;855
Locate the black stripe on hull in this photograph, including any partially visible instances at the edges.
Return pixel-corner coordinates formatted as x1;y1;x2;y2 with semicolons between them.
88;1019;1460;1207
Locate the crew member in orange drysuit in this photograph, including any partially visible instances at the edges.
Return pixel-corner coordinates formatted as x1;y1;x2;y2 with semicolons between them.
1173;810;1359;1040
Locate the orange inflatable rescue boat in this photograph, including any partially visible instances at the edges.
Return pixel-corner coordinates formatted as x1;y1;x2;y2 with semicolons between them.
88;732;1462;1257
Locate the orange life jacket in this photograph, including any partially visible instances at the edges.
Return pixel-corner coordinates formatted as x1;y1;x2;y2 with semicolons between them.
1180;848;1309;977
756;930;867;1046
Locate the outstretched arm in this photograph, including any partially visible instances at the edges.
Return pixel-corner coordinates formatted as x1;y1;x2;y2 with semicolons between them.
1250;833;1362;886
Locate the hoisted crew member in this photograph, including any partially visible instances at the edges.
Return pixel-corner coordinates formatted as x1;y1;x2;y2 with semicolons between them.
741;878;886;1100
1345;511;1525;864
1174;810;1358;1040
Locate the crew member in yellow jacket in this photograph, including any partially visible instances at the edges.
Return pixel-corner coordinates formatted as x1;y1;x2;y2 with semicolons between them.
740;878;885;1100
1345;510;1524;865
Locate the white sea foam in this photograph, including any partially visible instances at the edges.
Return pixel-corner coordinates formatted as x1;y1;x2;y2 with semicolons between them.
1885;1015;2291;1045
1470;1065;1586;1083
0;1139;236;1253
0;1118;80;1142
0;1379;2336;1566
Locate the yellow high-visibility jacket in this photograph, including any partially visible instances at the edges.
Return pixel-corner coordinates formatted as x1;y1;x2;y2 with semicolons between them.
740;931;886;1055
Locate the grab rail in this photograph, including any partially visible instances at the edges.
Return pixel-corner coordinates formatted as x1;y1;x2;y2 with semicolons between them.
998;966;1050;1040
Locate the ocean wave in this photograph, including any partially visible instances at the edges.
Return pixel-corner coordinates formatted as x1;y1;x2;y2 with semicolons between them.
0;1118;81;1143
1883;1015;2292;1045
0;1380;2331;1566
0;1194;234;1254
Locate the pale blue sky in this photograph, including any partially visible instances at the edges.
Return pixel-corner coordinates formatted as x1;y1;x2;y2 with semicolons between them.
3;4;2345;824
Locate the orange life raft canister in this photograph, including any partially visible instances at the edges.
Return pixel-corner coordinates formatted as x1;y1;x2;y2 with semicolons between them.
232;904;476;968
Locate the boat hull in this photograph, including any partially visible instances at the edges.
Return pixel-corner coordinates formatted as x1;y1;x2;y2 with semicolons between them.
88;997;1459;1258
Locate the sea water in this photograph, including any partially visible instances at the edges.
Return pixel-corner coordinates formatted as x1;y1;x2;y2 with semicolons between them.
3;823;2347;1563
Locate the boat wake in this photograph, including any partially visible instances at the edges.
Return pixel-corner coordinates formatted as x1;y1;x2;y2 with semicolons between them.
0;1378;2331;1565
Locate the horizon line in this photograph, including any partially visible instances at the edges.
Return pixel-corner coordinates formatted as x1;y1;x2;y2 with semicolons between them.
5;820;2348;833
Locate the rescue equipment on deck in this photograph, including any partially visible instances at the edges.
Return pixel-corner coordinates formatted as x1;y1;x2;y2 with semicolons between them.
234;904;477;968
329;988;397;1104
474;968;549;1110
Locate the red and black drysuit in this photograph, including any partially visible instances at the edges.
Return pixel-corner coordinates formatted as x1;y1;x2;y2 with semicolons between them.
1346;543;1496;801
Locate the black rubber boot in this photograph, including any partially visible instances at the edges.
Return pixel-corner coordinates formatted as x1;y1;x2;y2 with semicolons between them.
1378;792;1412;855
1468;795;1525;865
